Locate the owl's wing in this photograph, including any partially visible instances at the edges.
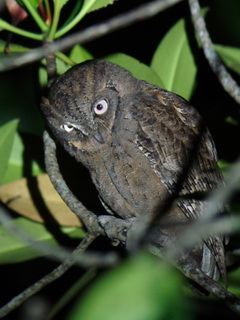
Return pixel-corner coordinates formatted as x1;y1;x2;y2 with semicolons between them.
134;84;227;283
134;84;224;221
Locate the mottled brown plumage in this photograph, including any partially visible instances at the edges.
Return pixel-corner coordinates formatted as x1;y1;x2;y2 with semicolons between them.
41;60;227;284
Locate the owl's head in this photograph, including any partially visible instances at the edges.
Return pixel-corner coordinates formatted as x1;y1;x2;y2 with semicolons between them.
41;60;138;159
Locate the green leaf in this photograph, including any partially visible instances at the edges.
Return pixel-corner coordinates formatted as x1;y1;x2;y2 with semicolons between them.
68;253;190;320
0;216;84;264
17;0;39;9
215;44;240;75
0;120;19;184
105;53;165;88
151;19;197;100
0;40;29;54
56;0;116;38
228;265;240;297
1;132;43;185
59;0;71;6
70;45;93;64
86;0;116;13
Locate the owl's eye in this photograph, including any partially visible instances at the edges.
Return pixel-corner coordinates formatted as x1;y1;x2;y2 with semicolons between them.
94;99;108;115
60;124;74;132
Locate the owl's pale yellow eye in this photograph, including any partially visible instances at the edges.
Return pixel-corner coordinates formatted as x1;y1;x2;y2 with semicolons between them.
94;99;108;115
60;124;74;132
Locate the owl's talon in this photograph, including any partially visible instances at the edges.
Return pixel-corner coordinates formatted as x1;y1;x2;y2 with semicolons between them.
98;215;131;244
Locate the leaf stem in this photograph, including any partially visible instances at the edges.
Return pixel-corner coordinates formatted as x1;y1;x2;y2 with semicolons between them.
47;0;62;41
56;51;76;66
44;0;52;25
55;1;88;39
0;19;43;40
21;0;48;32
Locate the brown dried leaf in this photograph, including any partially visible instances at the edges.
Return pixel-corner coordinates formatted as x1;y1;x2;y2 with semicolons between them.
0;174;81;226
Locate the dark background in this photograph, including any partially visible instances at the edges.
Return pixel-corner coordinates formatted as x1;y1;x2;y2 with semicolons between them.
1;1;240;319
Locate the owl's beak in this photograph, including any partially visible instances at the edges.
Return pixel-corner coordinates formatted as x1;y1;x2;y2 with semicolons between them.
92;130;104;144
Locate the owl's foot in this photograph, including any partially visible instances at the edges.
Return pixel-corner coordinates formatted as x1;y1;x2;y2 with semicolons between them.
98;215;132;246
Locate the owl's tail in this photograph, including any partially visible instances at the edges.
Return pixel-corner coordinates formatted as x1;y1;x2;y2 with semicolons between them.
202;237;227;286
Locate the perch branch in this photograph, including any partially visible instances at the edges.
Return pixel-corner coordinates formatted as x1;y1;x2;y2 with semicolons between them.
43;130;104;236
188;0;240;104
0;233;97;318
0;0;183;72
181;265;240;314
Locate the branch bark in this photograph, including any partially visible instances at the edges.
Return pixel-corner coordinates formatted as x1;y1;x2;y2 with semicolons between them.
43;130;104;236
188;0;240;105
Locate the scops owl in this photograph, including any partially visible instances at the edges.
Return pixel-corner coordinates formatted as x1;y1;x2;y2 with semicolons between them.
41;60;227;284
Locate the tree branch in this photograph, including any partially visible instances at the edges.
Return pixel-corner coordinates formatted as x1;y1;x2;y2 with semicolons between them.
0;0;183;72
188;0;240;105
43;130;104;236
181;265;240;314
0;233;97;318
0;203;119;266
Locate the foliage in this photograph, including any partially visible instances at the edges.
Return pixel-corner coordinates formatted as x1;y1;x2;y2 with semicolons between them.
68;254;190;320
0;0;240;319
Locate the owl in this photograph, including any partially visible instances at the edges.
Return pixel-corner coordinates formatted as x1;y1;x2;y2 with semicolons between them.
41;59;227;284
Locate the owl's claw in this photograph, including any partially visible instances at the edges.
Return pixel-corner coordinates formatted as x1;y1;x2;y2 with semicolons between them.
98;215;132;246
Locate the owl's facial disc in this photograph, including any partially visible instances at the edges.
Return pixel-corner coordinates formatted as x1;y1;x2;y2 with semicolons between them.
60;122;89;136
59;120;105;144
59;98;110;144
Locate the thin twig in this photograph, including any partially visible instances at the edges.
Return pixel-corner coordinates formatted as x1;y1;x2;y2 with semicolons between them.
44;46;57;86
188;0;240;105
0;0;183;72
0;233;97;318
0;204;118;266
181;265;240;314
43;130;104;236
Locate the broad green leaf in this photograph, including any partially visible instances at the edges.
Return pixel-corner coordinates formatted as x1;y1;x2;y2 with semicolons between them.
151;19;197;100
59;0;71;6
0;216;84;264
68;253;190;320
1;132;43;185
105;53;165;88
73;0;116;23
87;0;116;12
70;45;93;64
215;44;240;75
0;120;19;184
228;263;240;297
17;0;39;9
